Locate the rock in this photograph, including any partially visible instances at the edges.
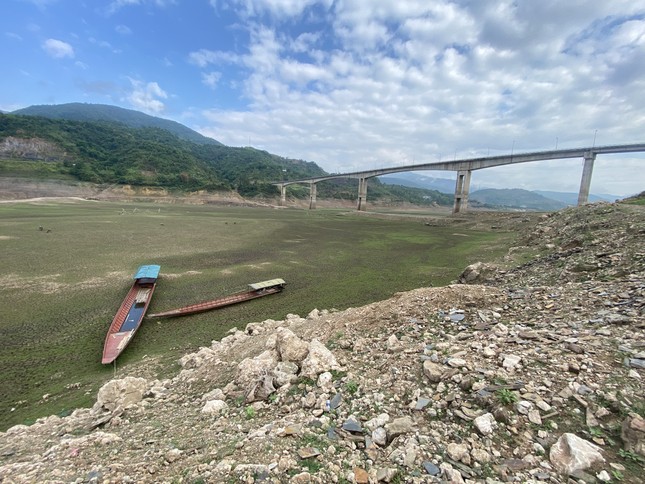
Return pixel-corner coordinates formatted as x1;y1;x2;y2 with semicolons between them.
317;371;333;390
385;416;415;440
549;433;605;475
95;377;148;412
236;350;278;391
502;354;521;370
473;413;497;435
274;361;299;387
458;262;497;284
386;334;402;352
440;462;465;483
201;399;229;415
423;360;445;383
342;416;363;433
446;442;469;462
447;357;467;368
297;447;321;459
275;327;310;363
164;448;182;463
621;413;645;457
423;461;441;476
597;470;611;482
290;471;313;483
372;427;387;446
299;339;340;378
471;448;491;463
353;467;369;483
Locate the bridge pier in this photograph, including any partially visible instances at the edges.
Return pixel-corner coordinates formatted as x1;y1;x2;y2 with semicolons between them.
309;182;317;209
577;153;596;205
452;170;472;213
357;177;368;211
280;184;286;206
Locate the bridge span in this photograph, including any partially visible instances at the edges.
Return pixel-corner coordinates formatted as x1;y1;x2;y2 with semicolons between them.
273;143;645;213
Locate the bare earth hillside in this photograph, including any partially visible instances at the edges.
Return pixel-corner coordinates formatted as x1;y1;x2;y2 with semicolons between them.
1;202;643;483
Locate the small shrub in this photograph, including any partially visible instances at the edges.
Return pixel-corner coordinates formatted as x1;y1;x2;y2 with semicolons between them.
496;388;518;406
243;405;256;420
345;380;359;395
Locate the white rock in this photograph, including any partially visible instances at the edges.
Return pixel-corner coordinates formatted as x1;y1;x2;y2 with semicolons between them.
549;433;605;475
471;448;491;463
275;327;309;363
300;339;341;378
446;442;469;462
597;470;611;482
473;413;497;435
95;376;148;412
372;427;387;446
502;354;521;370
201;399;229;415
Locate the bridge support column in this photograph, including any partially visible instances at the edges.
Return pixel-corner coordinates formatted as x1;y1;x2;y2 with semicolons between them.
577;153;596;205
453;170;472;213
357;177;368;211
309;182;317;209
280;184;287;206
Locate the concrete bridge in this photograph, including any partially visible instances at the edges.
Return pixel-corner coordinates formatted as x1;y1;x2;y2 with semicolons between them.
273;143;645;212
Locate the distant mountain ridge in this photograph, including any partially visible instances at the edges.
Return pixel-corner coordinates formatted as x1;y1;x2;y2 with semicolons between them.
12;103;222;146
469;188;567;210
381;172;622;210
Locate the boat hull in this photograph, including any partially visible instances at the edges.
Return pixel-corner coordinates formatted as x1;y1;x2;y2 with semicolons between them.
102;265;160;364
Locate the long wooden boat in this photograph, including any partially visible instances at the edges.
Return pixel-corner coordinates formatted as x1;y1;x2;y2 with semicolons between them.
102;265;160;364
147;278;285;319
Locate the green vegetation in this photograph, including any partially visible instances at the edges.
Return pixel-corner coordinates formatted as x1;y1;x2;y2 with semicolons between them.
0;201;515;430
12;102;223;146
243;405;256;420
0;112;451;204
345;380;359;395
496;388;519;406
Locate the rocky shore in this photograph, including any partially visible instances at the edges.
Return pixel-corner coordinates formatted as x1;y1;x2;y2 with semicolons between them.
1;201;643;483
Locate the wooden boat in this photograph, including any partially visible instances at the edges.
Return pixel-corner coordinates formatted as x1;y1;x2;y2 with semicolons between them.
102;265;160;364
147;278;285;319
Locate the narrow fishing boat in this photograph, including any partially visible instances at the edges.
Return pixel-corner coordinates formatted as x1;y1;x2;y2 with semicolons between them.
102;265;160;364
147;278;285;319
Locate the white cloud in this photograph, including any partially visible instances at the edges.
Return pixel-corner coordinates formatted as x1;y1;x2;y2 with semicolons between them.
107;0;175;15
189;1;645;195
42;38;74;59
202;71;221;89
5;32;23;41
126;79;168;114
115;24;132;35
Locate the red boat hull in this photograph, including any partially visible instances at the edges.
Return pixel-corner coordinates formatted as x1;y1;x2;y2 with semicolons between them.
102;279;157;364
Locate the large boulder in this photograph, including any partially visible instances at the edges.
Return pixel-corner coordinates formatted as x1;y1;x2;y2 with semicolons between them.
458;262;497;284
549;433;605;475
275;327;310;363
95;377;148;412
235;350;279;391
299;339;340;378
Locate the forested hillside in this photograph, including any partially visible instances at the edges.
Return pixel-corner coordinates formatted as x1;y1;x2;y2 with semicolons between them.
0;112;451;204
12;103;222;146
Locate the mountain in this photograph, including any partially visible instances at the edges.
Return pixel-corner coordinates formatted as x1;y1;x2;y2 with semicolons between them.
0;112;452;205
533;190;621;205
12;103;222;146
470;188;567;210
379;172;457;193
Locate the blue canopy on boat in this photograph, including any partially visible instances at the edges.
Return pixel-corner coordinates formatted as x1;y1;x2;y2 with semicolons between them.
134;265;161;280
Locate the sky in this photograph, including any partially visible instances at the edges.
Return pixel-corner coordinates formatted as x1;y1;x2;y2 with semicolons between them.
1;0;644;196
